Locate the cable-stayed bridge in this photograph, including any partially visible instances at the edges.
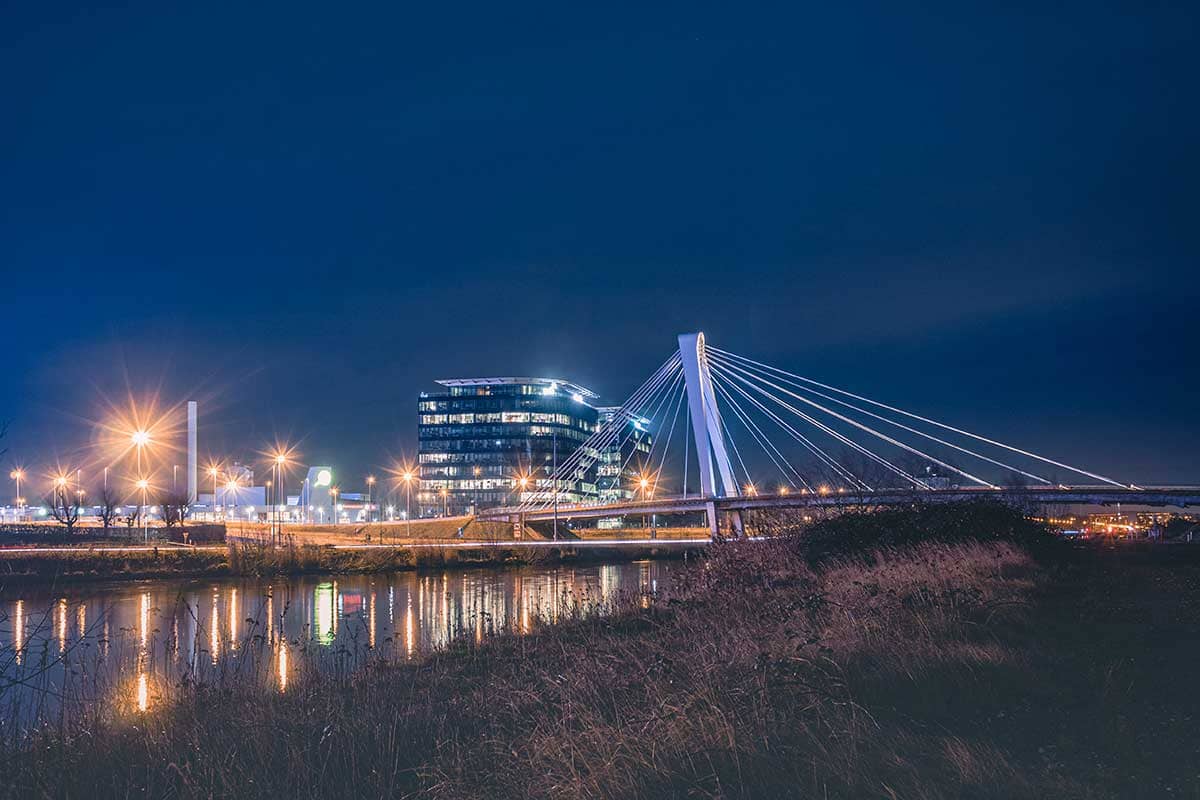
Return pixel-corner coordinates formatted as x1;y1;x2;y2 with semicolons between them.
479;332;1200;537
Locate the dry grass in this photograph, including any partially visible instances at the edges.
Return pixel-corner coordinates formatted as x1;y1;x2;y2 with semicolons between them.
2;502;1197;798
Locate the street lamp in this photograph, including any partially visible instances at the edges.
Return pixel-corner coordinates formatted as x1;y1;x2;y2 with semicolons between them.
272;453;288;546
366;475;376;524
638;475;650;534
401;471;414;538
330;487;339;524
9;469;24;518
208;466;220;520
135;478;150;542
439;486;448;518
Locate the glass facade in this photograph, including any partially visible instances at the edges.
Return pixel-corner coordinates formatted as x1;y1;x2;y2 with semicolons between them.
417;378;601;516
594;406;654;504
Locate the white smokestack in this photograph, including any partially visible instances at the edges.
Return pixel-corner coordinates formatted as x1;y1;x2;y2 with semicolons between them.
187;401;198;504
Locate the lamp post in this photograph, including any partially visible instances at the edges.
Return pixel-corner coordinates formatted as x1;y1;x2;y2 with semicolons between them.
330;487;339;525
130;430;150;531
273;454;287;546
402;471;414;538
638;476;650;535
9;469;23;519
136;478;149;542
439;487;448;518
208;467;220;521
366;475;376;524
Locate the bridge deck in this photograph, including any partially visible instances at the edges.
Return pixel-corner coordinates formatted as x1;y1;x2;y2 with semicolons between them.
482;487;1200;523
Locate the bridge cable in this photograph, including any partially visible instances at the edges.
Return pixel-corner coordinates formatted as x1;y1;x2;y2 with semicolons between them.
517;354;680;510
710;367;873;491
524;358;684;511
711;361;930;489
711;375;812;491
528;359;681;509
711;357;988;488
709;353;1052;487
711;351;1057;486
651;384;688;496
711;347;1132;489
612;369;687;495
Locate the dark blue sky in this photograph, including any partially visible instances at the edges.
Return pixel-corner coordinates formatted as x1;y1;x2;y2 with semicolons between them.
2;1;1197;486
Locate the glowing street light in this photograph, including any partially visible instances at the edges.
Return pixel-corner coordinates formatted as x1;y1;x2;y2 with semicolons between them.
9;469;24;516
207;465;221;519
224;477;241;519
636;474;654;535
439;486;448;518
130;430;152;504
330;486;339;524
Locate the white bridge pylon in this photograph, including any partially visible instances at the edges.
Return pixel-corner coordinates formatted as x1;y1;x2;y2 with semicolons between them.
679;332;739;499
679;332;743;536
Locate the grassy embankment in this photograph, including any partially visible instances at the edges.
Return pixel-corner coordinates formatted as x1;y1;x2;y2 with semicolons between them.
0;538;697;584
3;501;1197;798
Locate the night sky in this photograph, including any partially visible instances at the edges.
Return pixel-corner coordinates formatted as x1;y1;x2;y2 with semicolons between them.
2;1;1197;488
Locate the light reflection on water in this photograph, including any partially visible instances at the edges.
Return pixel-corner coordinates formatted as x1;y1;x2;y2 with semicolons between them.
0;560;670;730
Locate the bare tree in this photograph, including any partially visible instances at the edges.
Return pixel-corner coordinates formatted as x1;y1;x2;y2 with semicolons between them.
158;490;191;527
96;485;121;531
45;484;80;535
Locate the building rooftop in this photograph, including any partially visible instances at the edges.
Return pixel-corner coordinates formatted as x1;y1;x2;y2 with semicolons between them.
434;377;599;399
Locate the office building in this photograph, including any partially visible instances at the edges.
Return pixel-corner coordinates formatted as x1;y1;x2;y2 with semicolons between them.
417;377;601;516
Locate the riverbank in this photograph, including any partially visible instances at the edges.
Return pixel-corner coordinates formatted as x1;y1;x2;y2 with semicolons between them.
3;502;1198;798
0;539;702;586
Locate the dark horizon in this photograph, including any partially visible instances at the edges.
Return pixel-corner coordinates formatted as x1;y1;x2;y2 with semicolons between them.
3;1;1198;488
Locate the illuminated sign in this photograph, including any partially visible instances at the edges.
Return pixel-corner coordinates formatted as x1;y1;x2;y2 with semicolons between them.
315;469;332;487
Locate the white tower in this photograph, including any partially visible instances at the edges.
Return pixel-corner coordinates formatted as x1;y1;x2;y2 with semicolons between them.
187;401;198;505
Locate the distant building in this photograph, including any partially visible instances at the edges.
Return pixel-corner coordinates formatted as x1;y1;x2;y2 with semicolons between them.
417;378;601;516
594;406;654;504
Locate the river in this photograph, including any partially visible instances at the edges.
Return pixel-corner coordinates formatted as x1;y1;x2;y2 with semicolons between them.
0;560;674;735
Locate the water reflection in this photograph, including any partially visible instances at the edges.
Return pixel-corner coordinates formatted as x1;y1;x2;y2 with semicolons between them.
1;561;671;729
